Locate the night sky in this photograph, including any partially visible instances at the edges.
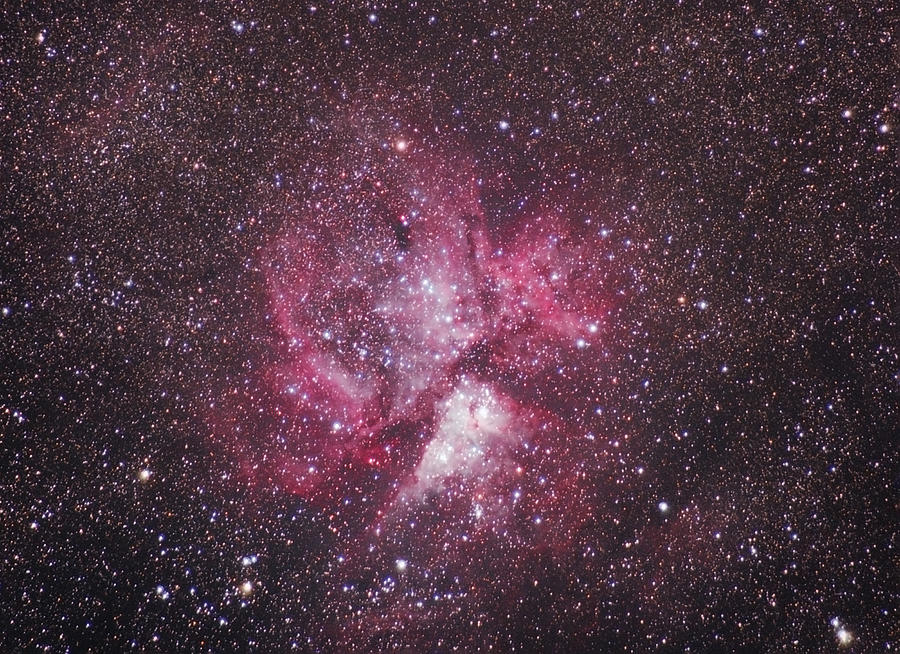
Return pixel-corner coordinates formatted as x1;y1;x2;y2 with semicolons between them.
2;1;898;652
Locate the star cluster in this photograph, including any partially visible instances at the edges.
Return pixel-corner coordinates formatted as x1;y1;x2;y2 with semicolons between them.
2;2;897;652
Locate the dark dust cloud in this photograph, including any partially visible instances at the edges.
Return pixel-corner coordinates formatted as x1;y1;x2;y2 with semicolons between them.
2;2;897;652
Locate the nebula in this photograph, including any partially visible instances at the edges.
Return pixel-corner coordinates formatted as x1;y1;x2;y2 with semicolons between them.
236;123;612;571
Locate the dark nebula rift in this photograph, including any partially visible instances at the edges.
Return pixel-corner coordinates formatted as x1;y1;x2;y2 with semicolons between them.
2;2;897;652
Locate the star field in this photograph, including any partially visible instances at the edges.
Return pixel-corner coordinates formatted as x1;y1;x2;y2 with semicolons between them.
1;2;897;652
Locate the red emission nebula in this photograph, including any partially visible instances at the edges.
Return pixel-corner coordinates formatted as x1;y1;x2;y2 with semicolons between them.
211;121;618;632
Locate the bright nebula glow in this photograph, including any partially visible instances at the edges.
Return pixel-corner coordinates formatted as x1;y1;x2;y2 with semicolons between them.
231;123;610;544
406;377;520;498
205;117;615;645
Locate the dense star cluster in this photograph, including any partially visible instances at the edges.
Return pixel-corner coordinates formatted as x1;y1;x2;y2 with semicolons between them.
1;2;897;652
